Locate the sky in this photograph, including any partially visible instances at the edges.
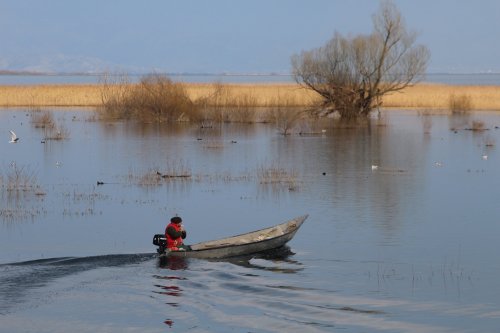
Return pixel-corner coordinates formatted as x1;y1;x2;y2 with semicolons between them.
0;0;499;74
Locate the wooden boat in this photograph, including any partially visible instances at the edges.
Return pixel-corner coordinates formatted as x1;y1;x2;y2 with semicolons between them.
152;215;308;259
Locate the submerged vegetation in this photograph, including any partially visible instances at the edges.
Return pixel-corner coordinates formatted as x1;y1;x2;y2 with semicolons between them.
123;160;300;192
1;164;42;193
0;164;45;222
30;107;70;140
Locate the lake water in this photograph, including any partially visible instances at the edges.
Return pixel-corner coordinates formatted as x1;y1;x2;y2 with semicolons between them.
1;108;500;332
2;73;500;85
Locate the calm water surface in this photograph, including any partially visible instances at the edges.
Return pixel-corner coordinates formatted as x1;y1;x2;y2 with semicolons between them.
1;108;500;332
2;72;500;85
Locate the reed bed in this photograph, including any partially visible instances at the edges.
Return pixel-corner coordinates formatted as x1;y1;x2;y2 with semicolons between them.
0;84;102;107
189;83;320;108
383;84;500;110
0;82;499;111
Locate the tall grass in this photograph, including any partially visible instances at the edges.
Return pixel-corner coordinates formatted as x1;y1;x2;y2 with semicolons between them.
1;81;500;112
0;84;102;106
383;84;500;111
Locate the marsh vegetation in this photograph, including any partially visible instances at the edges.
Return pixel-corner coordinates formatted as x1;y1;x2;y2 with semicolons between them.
99;73;200;123
0;82;499;113
29;107;70;140
0;164;45;222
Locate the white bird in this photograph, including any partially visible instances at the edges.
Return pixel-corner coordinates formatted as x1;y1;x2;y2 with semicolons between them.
371;165;379;171
482;155;488;160
9;130;19;143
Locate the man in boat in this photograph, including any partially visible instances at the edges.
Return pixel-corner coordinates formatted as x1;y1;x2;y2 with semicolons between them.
165;216;191;251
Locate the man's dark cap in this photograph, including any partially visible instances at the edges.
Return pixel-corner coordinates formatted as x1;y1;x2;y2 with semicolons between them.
171;216;182;223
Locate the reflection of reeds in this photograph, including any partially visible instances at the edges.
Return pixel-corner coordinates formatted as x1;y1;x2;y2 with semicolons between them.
0;206;44;222
472;120;485;131
5;164;41;192
129;161;193;186
257;164;298;191
483;134;496;147
29;109;71;140
30;109;55;128
60;189;109;217
44;124;70;140
202;140;225;149
160;160;192;178
269;108;304;135
1;164;45;222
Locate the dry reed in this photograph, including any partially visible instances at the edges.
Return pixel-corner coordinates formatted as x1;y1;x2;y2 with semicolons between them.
0;82;500;112
448;93;473;114
383;84;500;111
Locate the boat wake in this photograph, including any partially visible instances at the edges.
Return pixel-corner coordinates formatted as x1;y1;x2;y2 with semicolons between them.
0;253;155;315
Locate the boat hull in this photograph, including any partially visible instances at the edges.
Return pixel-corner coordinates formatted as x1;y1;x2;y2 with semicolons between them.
158;215;307;259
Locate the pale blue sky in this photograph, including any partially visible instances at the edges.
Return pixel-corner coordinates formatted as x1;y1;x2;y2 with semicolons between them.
1;0;499;74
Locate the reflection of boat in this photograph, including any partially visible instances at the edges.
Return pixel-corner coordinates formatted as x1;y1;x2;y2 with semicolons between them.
153;215;308;259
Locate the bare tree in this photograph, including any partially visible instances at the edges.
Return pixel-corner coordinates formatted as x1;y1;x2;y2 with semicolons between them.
291;1;430;118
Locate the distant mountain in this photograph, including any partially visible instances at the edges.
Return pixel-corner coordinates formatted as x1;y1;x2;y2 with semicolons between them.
0;53;145;74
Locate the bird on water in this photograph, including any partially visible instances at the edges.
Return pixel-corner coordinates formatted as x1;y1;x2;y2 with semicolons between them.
9;130;19;143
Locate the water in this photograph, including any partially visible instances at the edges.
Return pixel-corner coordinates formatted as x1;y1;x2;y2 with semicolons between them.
1;108;500;332
2;72;500;85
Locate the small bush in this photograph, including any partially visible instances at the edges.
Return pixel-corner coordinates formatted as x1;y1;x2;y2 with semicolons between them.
99;73;200;123
449;93;473;114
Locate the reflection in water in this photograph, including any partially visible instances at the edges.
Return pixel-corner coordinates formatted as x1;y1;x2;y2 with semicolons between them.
153;246;304;330
156;245;300;273
2;108;500;332
226;246;304;273
157;256;189;271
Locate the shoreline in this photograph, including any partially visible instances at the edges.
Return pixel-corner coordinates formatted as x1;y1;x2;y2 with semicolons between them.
0;82;499;111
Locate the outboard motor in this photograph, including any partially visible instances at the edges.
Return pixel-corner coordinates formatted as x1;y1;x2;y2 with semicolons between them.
152;234;167;254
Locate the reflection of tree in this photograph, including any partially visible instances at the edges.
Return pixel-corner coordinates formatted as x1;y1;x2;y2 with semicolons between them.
318;117;427;240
